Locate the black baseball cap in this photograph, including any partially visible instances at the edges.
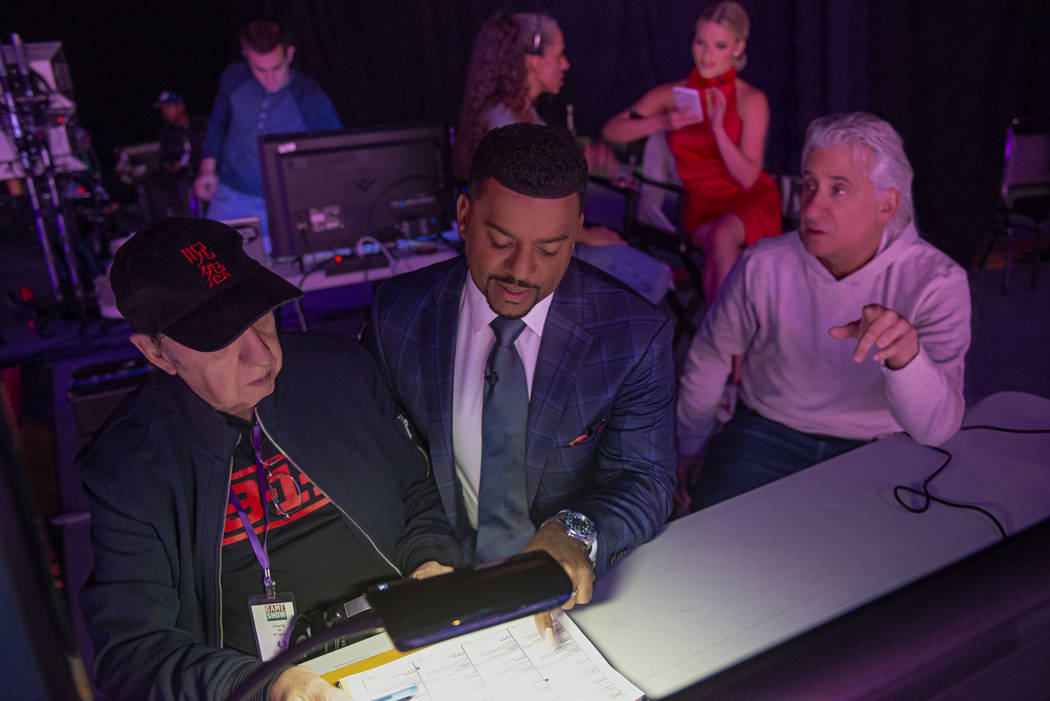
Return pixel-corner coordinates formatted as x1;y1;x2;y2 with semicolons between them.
153;90;185;107
110;217;302;352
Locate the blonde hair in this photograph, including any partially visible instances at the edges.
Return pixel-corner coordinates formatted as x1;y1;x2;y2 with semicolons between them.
698;2;750;71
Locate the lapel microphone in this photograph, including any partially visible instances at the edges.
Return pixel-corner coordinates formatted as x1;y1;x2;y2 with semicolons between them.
485;372;499;386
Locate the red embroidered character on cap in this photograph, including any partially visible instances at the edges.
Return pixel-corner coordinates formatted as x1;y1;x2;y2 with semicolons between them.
181;242;215;265
180;242;230;287
200;262;230;287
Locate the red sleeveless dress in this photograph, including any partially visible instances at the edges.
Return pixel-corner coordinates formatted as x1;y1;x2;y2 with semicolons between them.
667;67;782;245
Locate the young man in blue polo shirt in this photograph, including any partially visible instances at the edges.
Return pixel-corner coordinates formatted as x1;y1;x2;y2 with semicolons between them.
194;19;342;250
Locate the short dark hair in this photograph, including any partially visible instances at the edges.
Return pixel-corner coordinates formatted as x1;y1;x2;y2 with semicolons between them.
467;123;588;212
240;19;290;54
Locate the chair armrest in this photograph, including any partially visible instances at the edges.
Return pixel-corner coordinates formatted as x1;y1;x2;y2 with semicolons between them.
589;171;686;197
1004;182;1050;210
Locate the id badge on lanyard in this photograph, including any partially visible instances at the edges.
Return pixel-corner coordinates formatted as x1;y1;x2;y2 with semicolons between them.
229;418;297;661
247;591;296;661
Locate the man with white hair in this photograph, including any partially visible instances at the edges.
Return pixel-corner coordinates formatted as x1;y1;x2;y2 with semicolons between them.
677;112;971;510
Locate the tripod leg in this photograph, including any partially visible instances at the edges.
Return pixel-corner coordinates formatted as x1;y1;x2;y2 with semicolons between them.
23;176;66;304
44;173;85;303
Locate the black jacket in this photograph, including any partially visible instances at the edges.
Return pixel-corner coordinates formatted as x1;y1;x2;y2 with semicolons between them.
79;333;462;701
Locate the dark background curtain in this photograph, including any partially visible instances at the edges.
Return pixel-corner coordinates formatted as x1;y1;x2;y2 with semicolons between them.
3;0;1048;264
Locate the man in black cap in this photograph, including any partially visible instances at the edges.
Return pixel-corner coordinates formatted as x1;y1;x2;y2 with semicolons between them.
146;90;207;217
79;217;461;701
154;90;206;175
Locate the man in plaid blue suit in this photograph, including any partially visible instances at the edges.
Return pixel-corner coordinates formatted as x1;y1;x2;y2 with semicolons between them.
365;124;676;640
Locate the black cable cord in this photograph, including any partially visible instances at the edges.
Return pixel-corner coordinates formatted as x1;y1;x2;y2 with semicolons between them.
892;424;1050;541
294;257;329;288
892;445;1009;540
954;425;1050;435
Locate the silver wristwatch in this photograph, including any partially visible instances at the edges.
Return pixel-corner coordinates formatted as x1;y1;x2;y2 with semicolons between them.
553;509;598;564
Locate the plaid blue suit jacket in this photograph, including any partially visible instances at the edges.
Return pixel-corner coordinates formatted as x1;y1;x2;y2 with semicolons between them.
364;256;676;577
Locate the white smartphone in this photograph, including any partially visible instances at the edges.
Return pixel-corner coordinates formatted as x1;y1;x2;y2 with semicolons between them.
672;86;703;120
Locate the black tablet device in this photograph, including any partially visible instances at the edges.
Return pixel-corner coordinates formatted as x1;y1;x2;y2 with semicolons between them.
367;551;573;651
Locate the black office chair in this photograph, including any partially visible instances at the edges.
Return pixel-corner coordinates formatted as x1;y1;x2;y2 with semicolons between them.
585;133;707;344
591;134;801;345
979;118;1050;291
769;170;803;233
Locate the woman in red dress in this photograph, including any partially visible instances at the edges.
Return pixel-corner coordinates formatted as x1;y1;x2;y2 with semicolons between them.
603;2;781;304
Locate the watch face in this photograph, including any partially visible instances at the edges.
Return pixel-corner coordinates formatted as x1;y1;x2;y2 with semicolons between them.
564;512;595;538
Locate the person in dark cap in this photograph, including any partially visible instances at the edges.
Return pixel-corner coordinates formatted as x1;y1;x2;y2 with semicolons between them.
79;217;461;700
154;90;206;175
147;90;207;217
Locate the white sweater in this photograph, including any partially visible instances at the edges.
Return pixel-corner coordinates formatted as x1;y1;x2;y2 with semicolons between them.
677;224;971;455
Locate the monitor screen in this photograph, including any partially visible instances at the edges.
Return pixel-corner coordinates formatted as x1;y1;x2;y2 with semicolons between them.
259;124;452;261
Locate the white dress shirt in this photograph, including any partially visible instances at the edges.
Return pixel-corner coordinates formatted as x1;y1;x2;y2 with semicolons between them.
452;276;553;529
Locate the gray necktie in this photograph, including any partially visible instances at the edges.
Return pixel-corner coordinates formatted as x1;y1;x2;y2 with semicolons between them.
475;316;534;560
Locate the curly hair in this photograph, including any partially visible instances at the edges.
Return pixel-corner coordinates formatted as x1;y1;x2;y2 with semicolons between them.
467;123;588;213
453;12;559;181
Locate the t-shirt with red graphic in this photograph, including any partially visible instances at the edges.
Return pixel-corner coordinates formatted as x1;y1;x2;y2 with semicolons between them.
220;417;388;656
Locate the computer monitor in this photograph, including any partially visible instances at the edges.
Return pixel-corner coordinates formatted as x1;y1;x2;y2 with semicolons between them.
259;124;453;262
220;216;268;264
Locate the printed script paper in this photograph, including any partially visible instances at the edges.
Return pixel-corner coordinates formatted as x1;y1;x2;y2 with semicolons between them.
337;612;642;701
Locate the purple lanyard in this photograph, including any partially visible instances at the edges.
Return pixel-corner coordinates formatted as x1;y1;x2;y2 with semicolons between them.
227;417;277;598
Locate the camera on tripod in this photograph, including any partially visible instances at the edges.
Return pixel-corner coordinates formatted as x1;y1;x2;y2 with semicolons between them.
1;34;90;307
